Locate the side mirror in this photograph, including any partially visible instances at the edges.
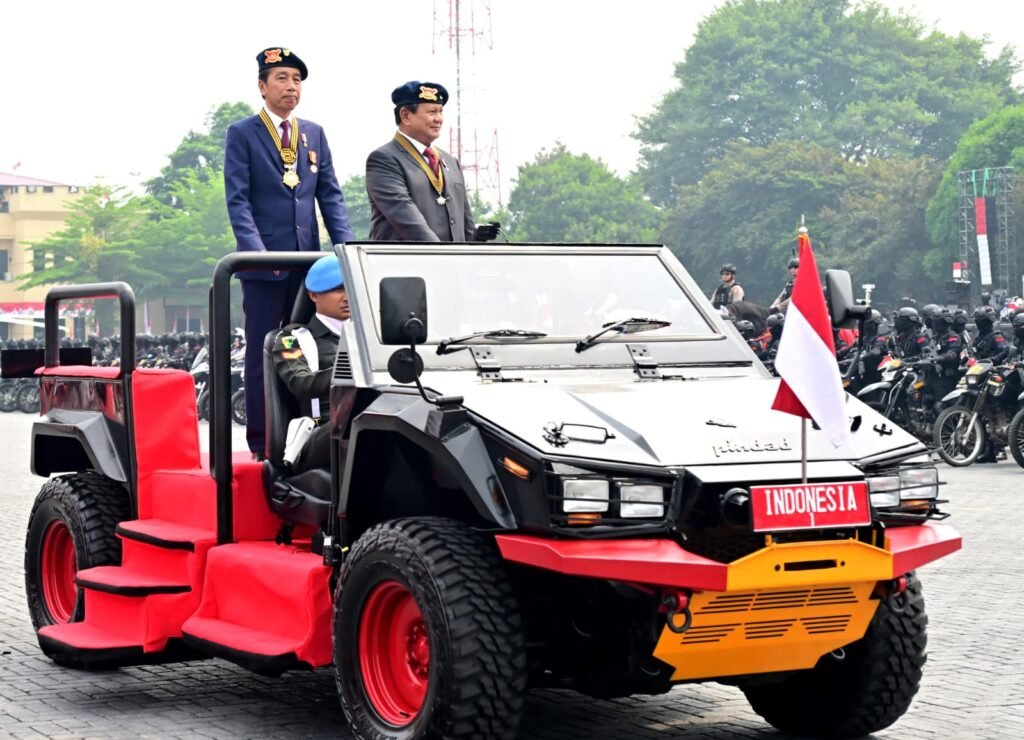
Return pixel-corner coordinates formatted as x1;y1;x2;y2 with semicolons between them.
825;269;870;329
380;277;428;345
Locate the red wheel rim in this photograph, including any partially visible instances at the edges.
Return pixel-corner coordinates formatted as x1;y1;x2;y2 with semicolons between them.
40;521;77;623
358;580;430;726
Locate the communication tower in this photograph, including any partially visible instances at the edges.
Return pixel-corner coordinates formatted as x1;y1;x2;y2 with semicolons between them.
957;166;1018;300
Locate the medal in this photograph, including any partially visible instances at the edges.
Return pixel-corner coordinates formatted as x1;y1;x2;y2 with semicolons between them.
436;195;447;205
260;109;300;188
310;165;318;174
283;168;300;189
308;150;318;174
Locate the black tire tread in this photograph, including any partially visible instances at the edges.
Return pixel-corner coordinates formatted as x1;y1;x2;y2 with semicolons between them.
933;406;984;466
742;572;927;739
1008;407;1024;469
26;471;131;631
336;517;526;740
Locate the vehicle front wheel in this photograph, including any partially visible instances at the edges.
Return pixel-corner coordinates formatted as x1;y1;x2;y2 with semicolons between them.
334;518;527;740
230;387;246;425
25;472;130;631
741;572;927;739
933;406;985;466
1008;406;1024;469
17;381;40;414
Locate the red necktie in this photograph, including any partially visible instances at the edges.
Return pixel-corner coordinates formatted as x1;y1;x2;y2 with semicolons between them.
424;147;440;176
280;119;291;149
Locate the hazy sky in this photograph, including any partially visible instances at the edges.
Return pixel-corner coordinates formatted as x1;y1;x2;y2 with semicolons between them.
3;0;1021;203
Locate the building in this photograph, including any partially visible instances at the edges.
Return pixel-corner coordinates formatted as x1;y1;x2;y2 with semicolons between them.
0;172;84;340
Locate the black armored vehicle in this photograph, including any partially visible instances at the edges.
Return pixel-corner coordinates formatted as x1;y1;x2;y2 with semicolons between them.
16;243;960;739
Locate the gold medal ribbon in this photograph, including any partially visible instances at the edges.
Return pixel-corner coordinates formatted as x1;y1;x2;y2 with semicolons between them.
260;109;299;166
393;133;444;195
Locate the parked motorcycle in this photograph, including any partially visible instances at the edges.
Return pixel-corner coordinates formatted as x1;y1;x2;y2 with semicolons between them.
857;355;943;442
933;360;1024;467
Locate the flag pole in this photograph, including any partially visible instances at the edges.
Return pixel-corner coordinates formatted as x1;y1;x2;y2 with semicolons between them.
801;418;808;483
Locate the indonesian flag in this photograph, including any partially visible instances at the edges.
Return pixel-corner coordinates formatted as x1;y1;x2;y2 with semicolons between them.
771;230;849;447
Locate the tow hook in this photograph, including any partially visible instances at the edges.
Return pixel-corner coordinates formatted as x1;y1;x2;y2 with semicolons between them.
660;590;693;634
874;575;908;598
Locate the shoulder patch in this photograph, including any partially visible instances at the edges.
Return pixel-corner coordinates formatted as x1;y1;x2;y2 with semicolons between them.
281;335;297;350
281;349;303;360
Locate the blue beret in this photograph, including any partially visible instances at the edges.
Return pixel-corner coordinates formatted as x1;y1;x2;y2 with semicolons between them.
257;47;308;80
305;255;344;292
391;81;449;107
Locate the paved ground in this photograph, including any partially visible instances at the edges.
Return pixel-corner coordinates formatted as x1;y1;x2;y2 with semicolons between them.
0;410;1021;739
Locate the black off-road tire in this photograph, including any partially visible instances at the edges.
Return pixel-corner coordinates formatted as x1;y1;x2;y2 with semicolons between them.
933;406;984;466
1008;407;1024;469
0;381;18;412
334;517;527;740
741;572;927;739
17;381;40;414
25;472;130;633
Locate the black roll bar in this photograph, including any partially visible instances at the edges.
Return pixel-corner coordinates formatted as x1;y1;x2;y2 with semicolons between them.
44;283;136;372
211;252;323;545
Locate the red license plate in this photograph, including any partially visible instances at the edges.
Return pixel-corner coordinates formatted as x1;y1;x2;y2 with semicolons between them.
750;481;870;532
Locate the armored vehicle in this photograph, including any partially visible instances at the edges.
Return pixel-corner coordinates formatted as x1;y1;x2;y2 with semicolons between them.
11;244;961;739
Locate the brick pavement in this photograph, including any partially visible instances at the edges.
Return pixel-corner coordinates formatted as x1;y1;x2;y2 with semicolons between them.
0;410;1020;739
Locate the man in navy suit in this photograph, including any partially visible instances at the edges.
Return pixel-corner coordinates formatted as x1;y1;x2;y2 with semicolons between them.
225;47;354;457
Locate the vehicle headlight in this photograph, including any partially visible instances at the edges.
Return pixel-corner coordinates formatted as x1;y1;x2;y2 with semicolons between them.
899;467;938;500
619;484;665;518
562;479;609;512
966;374;980;385
868;476;900;508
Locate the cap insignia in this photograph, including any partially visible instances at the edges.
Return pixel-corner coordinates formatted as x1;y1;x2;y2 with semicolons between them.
418;86;439;102
264;48;283;64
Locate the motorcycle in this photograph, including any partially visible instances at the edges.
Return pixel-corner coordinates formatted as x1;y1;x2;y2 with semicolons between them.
857;355;943;442
934;360;1024;467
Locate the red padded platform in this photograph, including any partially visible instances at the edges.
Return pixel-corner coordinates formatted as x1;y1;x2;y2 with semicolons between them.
76;565;190;595
130;368;201;480
182;616;307;657
37;365;122;378
39;621;141;650
117;519;216;550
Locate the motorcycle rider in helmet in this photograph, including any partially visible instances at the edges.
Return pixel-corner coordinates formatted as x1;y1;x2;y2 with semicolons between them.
930;309;965;412
890;307;930;358
710;263;744;309
1010;311;1024;359
920;303;943;340
769;257;800;313
857;309;889;387
971;305;1010;363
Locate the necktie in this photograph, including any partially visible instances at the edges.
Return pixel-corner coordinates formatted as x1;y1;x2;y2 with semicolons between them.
424;147;440;176
280;119;291;149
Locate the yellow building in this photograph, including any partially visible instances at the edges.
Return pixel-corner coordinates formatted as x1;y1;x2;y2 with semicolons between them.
0;173;83;341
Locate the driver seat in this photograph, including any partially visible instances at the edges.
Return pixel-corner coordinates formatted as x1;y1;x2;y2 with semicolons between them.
261;288;332;527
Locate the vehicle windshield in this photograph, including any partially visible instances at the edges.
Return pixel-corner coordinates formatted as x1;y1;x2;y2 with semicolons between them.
363;251;715;344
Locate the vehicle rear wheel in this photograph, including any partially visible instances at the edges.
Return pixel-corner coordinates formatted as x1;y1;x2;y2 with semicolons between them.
230;387;246;425
17;381;40;413
1008;407;1024;469
196;389;210;421
25;472;130;633
933;406;984;466
334;518;526;740
741;572;927;739
0;380;18;412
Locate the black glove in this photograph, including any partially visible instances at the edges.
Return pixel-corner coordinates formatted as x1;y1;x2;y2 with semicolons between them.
474;222;501;241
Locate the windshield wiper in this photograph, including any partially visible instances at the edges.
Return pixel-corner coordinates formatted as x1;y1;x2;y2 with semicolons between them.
436;328;548;355
575;317;672;353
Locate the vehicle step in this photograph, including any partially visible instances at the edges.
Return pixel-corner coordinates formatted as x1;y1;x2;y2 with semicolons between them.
180;616;313;674
76;565;191;596
116;519;216;552
38;621;146;665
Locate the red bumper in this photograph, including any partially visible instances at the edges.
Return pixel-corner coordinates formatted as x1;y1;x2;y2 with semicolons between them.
494;522;961;590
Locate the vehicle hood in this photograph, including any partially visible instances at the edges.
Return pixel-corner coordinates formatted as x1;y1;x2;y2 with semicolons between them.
436;373;921;467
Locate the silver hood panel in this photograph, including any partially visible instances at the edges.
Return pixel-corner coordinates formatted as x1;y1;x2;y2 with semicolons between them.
429;372;922;469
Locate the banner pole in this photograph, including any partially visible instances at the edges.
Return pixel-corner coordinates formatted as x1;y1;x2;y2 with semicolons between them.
801;417;808;483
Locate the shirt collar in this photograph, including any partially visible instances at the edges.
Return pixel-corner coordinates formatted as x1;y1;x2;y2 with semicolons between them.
316;313;346;336
396;129;428;155
263;107;295;132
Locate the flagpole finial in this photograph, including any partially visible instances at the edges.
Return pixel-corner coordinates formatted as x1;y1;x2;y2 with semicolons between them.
798;226;808;235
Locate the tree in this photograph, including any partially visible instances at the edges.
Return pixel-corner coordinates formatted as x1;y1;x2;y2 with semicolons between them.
146;101;254;204
338;175;371;242
661;140;941;305
20;186;156;333
925;104;1024;269
636;0;1020;202
507;144;660;243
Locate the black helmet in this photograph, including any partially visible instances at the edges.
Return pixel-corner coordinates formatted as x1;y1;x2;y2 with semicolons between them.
787;257;800;270
720;263;737;276
735;319;754;338
766;313;785;329
863;309;882;335
1012;311;1024;331
895;306;921;331
973;305;997;323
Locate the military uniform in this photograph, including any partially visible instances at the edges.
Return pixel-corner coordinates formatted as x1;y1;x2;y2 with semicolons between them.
972;328;1010;364
891;329;930;359
272;316;337;423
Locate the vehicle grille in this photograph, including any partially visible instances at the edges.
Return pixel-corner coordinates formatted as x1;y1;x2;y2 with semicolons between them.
333;352;352;380
696;587;858;615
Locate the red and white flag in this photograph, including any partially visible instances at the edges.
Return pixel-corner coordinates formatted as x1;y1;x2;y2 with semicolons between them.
771;230;849;447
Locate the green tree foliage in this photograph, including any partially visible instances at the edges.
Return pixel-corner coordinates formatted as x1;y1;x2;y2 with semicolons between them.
20;186;156;333
338;174;371;242
662;140;941;305
507;144;659;242
926;104;1024;262
146;101;254;204
636;0;1020;202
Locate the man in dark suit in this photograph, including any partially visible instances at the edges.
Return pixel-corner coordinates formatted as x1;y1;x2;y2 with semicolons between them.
225;47;354;458
366;80;498;242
